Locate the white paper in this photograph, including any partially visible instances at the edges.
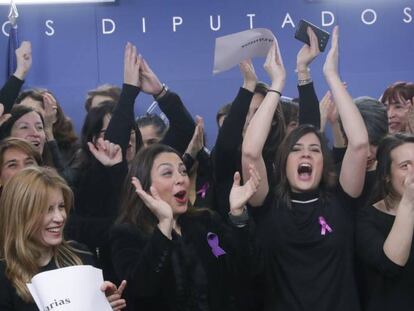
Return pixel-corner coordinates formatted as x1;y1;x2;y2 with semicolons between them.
213;28;275;74
27;265;112;311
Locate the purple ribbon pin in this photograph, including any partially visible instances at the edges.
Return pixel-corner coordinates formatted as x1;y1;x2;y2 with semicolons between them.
318;216;333;236
197;182;209;199
207;232;226;258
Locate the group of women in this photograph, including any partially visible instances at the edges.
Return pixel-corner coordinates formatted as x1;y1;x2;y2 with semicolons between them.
0;25;413;311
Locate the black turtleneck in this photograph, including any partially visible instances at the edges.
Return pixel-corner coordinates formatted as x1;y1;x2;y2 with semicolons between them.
250;184;361;311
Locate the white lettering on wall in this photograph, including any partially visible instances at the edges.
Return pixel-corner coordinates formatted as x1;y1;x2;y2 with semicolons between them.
173;16;183;32
361;9;377;25
403;7;412;23
246;13;255;29
322;11;335;26
210;15;221;31
142;17;146;33
281;13;295;28
2;21;10;37
102;18;115;34
45;20;55;36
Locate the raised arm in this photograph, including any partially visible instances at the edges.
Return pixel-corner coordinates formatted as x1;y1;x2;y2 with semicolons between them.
0;41;31;113
383;166;414;266
242;41;286;207
323;26;368;198
105;42;141;159
296;27;321;128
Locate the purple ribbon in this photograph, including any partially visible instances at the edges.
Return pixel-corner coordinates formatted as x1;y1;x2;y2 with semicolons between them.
196;182;209;199
207;232;226;258
318;216;333;236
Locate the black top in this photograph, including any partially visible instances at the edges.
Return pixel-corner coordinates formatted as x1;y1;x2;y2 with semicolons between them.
212;83;321;219
356;205;414;311
0;243;94;311
251;186;360;311
110;210;250;311
0;75;24;113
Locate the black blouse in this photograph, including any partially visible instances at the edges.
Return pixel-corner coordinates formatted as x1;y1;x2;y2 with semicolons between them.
356;205;414;311
251;187;360;311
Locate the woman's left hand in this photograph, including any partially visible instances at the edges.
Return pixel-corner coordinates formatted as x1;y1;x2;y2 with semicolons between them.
101;280;127;311
229;164;261;215
323;25;339;78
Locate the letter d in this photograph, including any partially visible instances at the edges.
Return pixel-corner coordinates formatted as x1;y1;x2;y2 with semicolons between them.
102;18;115;34
322;11;335;27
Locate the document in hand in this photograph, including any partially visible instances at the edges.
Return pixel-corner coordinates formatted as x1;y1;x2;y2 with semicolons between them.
26;265;112;311
213;28;275;74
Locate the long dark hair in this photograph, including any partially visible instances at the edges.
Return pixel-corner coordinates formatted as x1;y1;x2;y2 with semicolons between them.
373;133;414;209
116;144;203;235
274;124;336;208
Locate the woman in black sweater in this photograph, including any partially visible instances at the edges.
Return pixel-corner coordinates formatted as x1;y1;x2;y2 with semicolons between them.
110;143;259;311
242;27;369;311
356;133;414;311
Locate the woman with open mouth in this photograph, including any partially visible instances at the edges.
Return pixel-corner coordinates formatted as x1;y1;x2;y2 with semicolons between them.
241;26;369;311
110;143;260;311
0;166;126;311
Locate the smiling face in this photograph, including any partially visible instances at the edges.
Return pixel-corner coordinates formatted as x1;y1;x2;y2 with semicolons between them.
389;142;414;198
286;132;324;193
10;111;46;154
0;148;38;184
35;187;66;249
150;152;190;216
386;100;412;134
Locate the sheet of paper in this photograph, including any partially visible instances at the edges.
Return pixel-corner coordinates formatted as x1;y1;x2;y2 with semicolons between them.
213;28;275;74
27;265;112;311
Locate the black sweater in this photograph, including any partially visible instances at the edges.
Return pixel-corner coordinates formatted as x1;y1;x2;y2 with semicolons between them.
356;205;414;311
110;211;250;311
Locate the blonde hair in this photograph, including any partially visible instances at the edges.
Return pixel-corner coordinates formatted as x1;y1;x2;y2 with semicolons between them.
0;166;83;302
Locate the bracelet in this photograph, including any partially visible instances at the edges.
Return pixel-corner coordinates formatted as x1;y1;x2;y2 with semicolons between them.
298;78;313;86
295;67;310;73
228;206;249;227
267;89;282;97
154;83;168;101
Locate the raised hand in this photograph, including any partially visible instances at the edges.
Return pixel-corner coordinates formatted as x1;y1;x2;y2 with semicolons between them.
131;177;173;223
229;164;261;215
240;59;257;92
124;42;141;87
14;41;32;80
263;40;286;92
139;58;163;96
88;138;122;167
297;27;321;71
323;25;339;78
101;280;127;311
320;91;336;132
402;164;414;204
0;103;11;127
185;115;205;159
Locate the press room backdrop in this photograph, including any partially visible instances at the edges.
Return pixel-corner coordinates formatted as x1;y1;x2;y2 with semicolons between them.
0;0;413;147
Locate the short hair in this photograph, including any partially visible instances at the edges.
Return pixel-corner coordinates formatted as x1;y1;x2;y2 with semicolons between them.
216;103;232;127
0;137;42;171
381;81;414;106
0;167;82;302
354;97;388;146
136;113;167;139
84;84;121;111
254;81;269;97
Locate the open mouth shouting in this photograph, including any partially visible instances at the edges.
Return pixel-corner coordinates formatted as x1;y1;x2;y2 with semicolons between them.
174;190;188;204
297;163;313;181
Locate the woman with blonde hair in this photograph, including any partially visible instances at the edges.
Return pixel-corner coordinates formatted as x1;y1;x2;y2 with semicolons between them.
0;166;126;310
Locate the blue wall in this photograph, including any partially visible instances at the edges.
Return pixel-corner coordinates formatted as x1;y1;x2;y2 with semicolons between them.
1;0;413;147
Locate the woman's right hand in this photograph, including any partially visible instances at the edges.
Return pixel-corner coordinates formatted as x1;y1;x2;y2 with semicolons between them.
14;41;32;80
123;42;141;87
402;164;414;205
131;176;173;223
263;39;286;92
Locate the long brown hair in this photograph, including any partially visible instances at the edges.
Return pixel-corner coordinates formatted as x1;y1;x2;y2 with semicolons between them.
274;124;336;208
0;167;83;302
117;144;205;235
